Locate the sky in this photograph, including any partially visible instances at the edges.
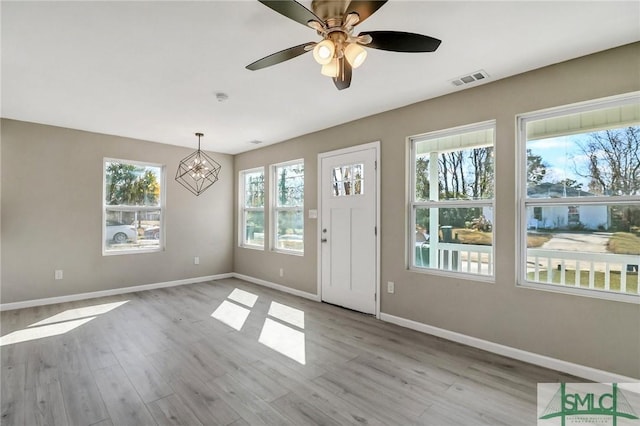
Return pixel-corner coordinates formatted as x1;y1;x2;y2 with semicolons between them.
528;134;593;190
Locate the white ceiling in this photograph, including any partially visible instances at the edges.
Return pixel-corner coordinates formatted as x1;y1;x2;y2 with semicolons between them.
2;1;639;154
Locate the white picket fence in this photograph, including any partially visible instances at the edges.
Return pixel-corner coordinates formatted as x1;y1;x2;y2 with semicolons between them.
527;248;639;294
416;243;639;294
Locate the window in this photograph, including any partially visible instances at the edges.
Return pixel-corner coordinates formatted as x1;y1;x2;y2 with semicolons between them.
103;159;164;255
240;168;265;249
409;121;495;277
518;93;640;300
272;160;304;253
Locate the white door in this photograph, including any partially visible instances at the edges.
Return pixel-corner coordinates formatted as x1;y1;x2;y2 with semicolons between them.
320;144;378;315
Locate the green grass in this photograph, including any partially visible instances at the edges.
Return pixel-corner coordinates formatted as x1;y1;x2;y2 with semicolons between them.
607;232;640;255
527;269;639;294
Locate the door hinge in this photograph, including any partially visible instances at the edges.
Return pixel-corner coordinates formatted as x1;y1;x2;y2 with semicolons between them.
374;226;377;236
374;160;377;170
374;293;377;302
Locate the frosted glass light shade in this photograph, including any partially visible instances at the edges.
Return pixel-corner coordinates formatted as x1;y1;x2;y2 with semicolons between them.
344;43;367;68
320;58;339;77
313;40;335;65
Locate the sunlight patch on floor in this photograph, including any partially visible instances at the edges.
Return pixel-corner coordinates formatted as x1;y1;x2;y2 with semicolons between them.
0;317;96;346
228;288;258;308
211;300;251;331
258;318;306;365
29;300;129;327
0;300;130;347
267;301;304;329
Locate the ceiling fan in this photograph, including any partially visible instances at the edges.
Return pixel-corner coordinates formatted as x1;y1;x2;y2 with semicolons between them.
246;0;442;90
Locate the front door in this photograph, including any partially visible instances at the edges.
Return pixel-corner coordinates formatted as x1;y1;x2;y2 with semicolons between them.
319;144;378;315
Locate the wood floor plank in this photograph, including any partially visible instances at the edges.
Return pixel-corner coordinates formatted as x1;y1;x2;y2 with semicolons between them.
272;392;344;426
117;356;173;404
58;368;109;426
146;394;203;426
1;363;26;426
167;376;240;425
93;364;156;426
24;378;69;426
209;373;293;426
251;358;384;426
312;368;420;425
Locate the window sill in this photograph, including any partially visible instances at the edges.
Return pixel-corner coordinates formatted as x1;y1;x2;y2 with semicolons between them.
103;247;163;256
518;280;640;304
409;265;495;283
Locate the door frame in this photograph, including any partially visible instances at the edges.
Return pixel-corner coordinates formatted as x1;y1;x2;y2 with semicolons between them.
316;141;381;318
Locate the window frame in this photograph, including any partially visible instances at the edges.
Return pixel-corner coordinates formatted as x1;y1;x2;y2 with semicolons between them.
516;92;640;303
239;167;266;250
408;120;496;281
102;157;165;256
271;159;304;255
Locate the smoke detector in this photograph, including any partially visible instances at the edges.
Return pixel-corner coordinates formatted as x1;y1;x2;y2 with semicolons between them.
215;92;229;102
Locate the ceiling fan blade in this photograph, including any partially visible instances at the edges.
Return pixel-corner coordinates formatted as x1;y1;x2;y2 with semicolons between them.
345;1;387;25
360;30;441;52
333;58;352;90
246;42;315;71
258;0;323;27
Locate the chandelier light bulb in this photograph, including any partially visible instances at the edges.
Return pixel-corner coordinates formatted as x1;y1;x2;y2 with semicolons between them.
344;43;367;68
313;39;335;65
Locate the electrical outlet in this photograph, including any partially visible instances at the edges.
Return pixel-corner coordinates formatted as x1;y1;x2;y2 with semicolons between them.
279;268;284;277
194;256;200;265
387;281;395;293
55;270;63;280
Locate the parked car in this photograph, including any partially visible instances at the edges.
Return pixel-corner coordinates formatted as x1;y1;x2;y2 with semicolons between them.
144;226;160;240
106;220;137;243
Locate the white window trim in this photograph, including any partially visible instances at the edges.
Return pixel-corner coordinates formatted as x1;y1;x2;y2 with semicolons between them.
408;120;496;281
239;167;265;250
102;157;165;256
271;159;304;256
516;92;640;304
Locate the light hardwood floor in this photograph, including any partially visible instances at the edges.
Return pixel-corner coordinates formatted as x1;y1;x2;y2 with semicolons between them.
1;278;583;425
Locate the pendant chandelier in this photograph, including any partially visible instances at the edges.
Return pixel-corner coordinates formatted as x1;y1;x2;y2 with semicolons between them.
175;132;221;196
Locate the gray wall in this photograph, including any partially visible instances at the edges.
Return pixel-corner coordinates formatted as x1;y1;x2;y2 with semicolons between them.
1;120;234;303
234;42;640;378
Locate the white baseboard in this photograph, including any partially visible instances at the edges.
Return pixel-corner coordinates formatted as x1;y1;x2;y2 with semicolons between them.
232;273;321;302
0;273;233;311
379;312;639;383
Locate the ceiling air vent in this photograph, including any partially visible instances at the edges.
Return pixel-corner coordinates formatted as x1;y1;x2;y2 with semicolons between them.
451;70;489;87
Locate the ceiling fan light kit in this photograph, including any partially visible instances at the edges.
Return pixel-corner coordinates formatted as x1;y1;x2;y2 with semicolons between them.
246;0;442;90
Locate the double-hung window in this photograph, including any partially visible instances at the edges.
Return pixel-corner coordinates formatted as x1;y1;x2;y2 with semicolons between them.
518;93;640;300
103;159;164;255
272;160;304;254
409;121;495;277
240;168;265;249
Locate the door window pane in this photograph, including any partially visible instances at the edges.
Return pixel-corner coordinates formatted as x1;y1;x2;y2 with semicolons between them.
332;163;364;196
